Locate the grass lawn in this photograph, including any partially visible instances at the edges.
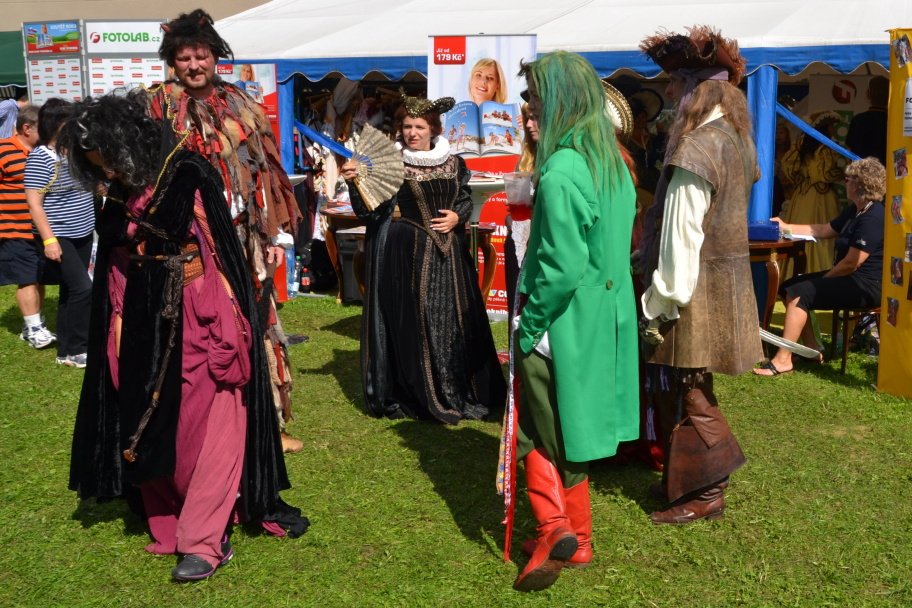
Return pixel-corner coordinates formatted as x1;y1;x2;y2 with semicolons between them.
0;284;910;607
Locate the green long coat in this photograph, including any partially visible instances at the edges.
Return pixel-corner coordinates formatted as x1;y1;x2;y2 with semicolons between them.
517;146;640;462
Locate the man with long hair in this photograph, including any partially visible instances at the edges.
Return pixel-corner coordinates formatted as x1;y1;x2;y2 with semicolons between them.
506;51;639;592
151;9;304;453
638;26;761;525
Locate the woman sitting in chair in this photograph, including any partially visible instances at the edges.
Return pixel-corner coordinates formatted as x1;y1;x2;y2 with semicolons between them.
754;156;885;376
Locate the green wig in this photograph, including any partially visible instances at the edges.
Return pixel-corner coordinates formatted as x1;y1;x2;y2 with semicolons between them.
522;51;626;195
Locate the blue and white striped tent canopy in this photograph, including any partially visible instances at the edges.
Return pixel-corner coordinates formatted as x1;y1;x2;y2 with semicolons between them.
216;0;908;82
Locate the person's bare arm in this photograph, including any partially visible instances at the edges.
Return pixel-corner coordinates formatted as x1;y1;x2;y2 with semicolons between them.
824;247;869;278
26;189;61;261
771;216;838;239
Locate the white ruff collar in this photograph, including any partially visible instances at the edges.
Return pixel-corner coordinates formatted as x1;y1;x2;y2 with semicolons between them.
399;137;451;167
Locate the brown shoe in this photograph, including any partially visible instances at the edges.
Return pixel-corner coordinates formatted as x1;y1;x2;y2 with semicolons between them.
649;483;725;525
281;432;303;454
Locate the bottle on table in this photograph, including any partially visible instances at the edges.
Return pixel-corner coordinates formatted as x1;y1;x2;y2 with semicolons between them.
286;249;300;296
300;264;311;293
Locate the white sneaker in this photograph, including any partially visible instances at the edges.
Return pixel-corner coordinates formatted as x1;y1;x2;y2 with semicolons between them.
20;322;56;340
56;353;87;368
21;324;57;349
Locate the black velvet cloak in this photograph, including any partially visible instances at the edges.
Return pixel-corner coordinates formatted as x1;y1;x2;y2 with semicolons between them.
69;151;303;528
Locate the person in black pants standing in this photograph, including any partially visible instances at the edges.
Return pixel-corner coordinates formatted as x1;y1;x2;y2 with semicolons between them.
25;98;95;367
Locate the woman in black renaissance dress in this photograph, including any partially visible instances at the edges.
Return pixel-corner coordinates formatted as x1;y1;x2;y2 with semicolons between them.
342;94;506;424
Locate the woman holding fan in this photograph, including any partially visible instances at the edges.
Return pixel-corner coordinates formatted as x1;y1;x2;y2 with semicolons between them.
341;94;505;424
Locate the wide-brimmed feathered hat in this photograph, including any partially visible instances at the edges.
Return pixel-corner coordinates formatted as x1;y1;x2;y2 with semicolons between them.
640;25;747;86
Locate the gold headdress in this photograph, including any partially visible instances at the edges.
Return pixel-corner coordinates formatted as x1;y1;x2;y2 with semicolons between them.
400;89;455;117
640;25;746;86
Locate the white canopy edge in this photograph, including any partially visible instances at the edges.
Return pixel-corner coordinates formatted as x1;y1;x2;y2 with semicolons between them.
217;0;909;65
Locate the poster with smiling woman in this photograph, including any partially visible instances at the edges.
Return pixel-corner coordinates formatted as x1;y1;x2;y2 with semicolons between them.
216;62;280;146
426;35;536;316
427;34;535;168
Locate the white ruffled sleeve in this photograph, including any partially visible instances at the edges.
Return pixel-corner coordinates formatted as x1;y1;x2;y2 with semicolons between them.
641;168;712;321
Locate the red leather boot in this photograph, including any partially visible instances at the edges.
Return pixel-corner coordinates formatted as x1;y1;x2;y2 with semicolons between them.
521;477;592;568
513;448;578;592
563;478;592;566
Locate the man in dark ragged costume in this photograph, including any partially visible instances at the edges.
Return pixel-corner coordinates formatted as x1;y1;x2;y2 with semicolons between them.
149;9;305;453
638;26;761;524
65;93;307;582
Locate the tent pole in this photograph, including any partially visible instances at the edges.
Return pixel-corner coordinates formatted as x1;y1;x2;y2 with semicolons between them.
279;75;296;174
747;65;778;223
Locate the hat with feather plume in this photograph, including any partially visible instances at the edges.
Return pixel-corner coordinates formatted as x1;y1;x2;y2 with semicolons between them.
640;25;747;86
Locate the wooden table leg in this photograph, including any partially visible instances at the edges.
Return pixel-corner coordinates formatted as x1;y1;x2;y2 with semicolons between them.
353;238;366;298
762;251;781;330
470;222;479;271
479;233;497;305
323;228;343;304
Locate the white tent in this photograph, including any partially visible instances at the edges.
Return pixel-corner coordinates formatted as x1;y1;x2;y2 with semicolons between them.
217;0;909;218
217;0;909;80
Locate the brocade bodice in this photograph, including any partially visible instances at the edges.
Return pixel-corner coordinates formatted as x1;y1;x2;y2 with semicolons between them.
397;156;460;226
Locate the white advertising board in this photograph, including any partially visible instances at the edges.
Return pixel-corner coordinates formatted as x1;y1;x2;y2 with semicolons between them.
27;57;83;103
86;57;167;95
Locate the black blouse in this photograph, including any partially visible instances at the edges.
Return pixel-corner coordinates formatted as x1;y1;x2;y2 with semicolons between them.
829;201;884;289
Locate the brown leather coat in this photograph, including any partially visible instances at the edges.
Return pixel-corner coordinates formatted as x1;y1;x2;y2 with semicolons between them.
648;117;763;375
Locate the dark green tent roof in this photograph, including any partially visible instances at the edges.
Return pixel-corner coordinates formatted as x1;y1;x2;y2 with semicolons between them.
0;30;26;87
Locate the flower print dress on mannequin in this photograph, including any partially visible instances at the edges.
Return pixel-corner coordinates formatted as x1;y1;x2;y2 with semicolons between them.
780;112;846;275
